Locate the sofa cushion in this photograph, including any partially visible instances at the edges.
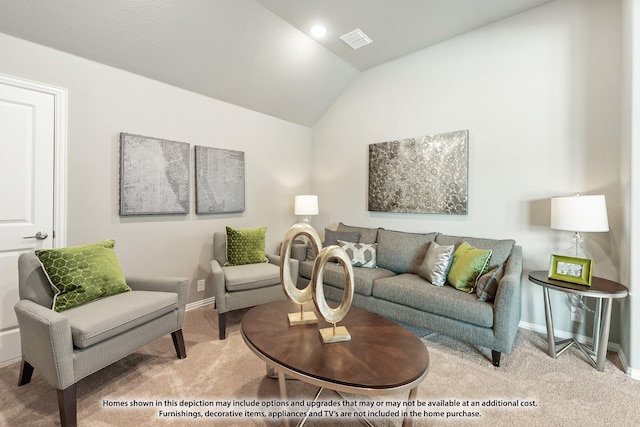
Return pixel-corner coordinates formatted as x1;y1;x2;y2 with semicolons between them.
307;229;360;261
372;274;494;328
338;241;377;268
61;290;177;348
298;260;395;296
476;265;505;302
225;226;269;266
418;241;454;286
435;234;515;270
324;229;360;246
376;229;438;274
336;222;379;244
223;262;280;291
35;239;131;312
448;242;492;292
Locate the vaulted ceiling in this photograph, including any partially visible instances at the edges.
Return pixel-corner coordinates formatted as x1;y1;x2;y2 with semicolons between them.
0;0;552;126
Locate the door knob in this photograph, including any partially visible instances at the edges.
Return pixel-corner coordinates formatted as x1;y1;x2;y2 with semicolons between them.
23;231;48;240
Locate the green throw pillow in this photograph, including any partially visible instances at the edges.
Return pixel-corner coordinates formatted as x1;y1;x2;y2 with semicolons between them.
447;241;492;292
225;226;269;266
35;239;131;312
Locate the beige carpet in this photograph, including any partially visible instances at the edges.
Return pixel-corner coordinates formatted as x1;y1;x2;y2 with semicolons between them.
1;306;640;426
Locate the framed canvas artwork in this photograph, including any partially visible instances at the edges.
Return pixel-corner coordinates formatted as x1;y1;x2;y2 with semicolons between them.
368;130;469;214
119;133;190;215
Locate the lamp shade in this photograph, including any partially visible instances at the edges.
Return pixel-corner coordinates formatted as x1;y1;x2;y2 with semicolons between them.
294;195;318;216
550;194;609;232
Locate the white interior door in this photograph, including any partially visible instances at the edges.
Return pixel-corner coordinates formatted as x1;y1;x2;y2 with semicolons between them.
0;79;57;364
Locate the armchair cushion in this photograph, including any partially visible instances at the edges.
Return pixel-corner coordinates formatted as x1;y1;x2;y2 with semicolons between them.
225;226;269;266
35;240;131;312
61;291;178;348
222;262;280;292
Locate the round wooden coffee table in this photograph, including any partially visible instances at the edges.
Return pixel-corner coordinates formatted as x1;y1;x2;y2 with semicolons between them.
241;300;429;427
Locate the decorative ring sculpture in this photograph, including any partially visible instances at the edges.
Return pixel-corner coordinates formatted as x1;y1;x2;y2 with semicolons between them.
280;223;322;325
280;223;355;342
311;245;354;324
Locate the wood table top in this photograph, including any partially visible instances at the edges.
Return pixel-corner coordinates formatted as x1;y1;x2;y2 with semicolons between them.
241;299;429;391
528;270;628;298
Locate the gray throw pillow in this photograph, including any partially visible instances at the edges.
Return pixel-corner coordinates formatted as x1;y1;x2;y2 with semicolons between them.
324;229;360;246
418;241;454;286
308;229;361;260
475;265;505;302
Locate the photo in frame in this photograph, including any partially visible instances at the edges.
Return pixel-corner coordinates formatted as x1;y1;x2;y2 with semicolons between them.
548;254;593;286
194;146;245;214
119;133;190;215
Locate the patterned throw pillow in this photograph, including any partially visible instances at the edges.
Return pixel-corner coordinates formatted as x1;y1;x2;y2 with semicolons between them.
225;226;269;266
35;239;131;312
475;265;505;302
338;240;377;268
447;241;492;292
418;241;455;286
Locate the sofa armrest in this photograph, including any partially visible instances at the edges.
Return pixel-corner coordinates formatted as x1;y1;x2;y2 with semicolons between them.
211;259;226;312
14;299;75;389
492;245;523;352
126;276;189;328
266;253;299;280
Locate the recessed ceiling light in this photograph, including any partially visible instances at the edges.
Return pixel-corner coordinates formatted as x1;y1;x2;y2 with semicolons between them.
310;24;327;38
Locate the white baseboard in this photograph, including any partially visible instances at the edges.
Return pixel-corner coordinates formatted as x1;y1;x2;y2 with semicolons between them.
186;296;215;311
616;348;640;379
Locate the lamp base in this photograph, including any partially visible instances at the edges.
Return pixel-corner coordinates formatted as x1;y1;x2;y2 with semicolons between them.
561;232;591;259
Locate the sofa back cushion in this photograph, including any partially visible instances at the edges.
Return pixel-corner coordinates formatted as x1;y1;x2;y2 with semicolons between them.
336;222;379;244
376;229;438;274
435;234;515;270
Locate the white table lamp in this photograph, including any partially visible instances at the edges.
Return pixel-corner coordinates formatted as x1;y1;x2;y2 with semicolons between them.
550;193;609;258
294;195;318;224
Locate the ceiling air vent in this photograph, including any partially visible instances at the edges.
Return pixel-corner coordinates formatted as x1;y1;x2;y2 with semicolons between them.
340;28;372;50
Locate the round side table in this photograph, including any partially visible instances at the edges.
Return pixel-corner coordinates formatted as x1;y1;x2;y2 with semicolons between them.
528;271;628;371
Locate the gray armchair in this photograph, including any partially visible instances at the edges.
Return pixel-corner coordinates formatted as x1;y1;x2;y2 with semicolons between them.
14;251;188;427
210;231;298;339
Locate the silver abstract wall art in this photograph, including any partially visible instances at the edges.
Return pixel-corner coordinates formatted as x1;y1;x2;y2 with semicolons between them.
195;146;245;214
368;130;469;215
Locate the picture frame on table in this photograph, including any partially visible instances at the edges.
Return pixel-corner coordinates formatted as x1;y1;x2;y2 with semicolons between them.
548;254;593;286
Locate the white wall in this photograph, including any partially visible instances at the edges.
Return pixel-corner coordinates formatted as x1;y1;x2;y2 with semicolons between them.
621;0;640;378
312;0;624;344
0;32;313;304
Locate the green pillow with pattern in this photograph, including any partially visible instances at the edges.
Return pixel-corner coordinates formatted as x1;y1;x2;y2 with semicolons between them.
35;239;131;312
225;226;269;266
447;241;492;293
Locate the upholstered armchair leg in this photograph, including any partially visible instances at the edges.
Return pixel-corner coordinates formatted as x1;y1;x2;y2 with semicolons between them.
171;329;187;359
18;360;34;386
218;312;227;340
57;384;77;427
492;350;501;367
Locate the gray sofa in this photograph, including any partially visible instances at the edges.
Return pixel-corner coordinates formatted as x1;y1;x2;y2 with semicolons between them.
292;223;522;367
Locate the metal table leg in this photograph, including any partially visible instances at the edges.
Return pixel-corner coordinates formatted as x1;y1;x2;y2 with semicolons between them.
592;299;603;355
402;387;419;427
543;288;556;358
596;298;612;372
278;369;290;427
